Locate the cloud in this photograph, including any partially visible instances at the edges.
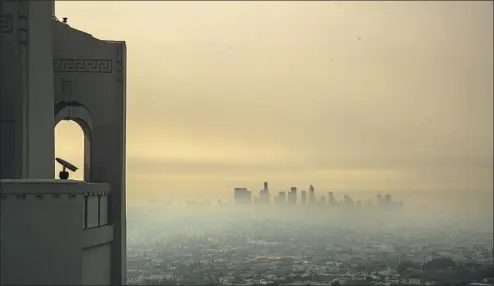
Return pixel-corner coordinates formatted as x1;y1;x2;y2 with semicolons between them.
55;1;493;199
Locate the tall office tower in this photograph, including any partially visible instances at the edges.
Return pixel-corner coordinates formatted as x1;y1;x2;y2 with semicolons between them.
0;2;127;284
234;188;251;204
278;191;286;205
328;192;336;206
264;182;269;204
287;186;297;204
384;194;391;206
234;188;244;204
300;190;307;204
308;184;315;204
246;190;253;204
259;181;270;204
258;189;265;204
319;196;326;205
343;195;354;206
376;194;383;206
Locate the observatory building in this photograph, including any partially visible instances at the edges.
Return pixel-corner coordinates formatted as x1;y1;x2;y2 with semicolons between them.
0;1;127;285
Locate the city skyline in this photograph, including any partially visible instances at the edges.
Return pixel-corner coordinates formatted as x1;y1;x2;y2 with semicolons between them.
233;181;402;206
54;1;493;204
1;2;492;285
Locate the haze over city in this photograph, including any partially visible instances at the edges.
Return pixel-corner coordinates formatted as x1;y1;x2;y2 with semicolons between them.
53;1;492;207
1;0;492;285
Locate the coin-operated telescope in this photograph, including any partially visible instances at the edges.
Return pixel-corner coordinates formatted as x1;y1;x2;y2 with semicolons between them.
55;157;78;180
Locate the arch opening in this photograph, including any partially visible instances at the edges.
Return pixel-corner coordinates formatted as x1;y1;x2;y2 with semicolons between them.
54;104;93;181
54;120;85;180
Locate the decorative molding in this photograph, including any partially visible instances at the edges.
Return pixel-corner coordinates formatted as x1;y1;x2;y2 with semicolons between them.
61;79;73;103
84;191;110;197
53;58;113;73
0;14;13;34
0;194;84;200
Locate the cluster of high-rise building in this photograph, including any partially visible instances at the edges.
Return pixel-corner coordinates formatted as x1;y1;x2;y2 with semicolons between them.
233;182;403;207
233;188;253;204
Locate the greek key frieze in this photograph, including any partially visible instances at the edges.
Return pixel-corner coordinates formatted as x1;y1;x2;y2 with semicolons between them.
53;58;113;73
0;14;13;33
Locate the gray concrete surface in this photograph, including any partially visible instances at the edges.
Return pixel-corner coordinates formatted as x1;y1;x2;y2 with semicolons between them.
0;0;127;284
0;180;111;285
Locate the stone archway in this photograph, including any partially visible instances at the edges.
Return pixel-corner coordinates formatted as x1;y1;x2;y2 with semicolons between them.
54;103;92;181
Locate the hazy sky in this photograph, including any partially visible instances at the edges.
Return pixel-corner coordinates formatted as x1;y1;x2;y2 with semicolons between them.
54;1;493;202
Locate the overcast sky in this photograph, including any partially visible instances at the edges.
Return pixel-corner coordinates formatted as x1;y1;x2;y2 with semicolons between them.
54;1;493;203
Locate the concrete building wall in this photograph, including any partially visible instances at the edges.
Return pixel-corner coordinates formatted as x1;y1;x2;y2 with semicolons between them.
53;21;127;285
86;195;99;228
26;1;55;179
0;180;112;285
0;1;54;179
82;244;112;285
0;193;83;285
0;2;126;284
0;0;23;179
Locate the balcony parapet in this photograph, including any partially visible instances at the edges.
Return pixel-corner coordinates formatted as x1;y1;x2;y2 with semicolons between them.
0;179;110;195
0;179;113;285
0;179;110;229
